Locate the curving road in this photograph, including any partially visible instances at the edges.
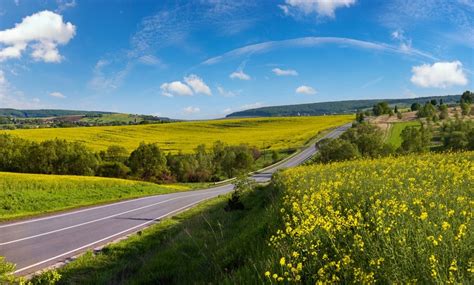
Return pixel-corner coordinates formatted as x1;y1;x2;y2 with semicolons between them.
0;123;351;276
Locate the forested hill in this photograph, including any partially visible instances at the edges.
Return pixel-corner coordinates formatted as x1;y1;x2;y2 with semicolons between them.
0;108;115;118
226;95;461;117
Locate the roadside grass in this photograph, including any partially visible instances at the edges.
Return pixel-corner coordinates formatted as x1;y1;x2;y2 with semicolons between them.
36;184;279;284
2;115;353;153
386;121;421;148
0;172;207;221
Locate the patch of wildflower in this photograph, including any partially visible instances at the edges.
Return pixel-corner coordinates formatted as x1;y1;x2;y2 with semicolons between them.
266;152;473;283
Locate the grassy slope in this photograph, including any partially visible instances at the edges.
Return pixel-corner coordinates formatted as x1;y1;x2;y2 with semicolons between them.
0;172;206;221
2;115;353;153
37;151;474;284
38;185;278;284
386;121;421;148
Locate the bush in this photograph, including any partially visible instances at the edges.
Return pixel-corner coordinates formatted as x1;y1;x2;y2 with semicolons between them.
316;138;360;163
97;162;130;178
128;142;168;182
399;125;432;153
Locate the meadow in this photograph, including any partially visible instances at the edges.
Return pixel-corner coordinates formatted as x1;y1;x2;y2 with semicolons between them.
1;115;353;153
0;172;201;221
268;151;473;283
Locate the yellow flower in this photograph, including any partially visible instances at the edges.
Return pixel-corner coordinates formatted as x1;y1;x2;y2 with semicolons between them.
420;212;428;221
264;271;271;277
280;257;286;266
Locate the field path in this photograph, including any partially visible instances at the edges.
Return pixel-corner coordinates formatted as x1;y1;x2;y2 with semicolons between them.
0;123;351;276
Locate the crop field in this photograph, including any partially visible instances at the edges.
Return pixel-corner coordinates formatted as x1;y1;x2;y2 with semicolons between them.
386;121;421;148
1;115;353;153
0;172;198;221
268;152;473;283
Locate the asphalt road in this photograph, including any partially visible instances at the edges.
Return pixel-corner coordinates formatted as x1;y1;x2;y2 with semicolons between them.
0;123;351;276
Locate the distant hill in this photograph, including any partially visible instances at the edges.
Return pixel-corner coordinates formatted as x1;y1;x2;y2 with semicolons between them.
0;109;115;118
226;95;461;118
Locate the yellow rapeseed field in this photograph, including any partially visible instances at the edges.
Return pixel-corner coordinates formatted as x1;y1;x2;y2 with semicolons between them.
266;152;473;283
1;115;353;153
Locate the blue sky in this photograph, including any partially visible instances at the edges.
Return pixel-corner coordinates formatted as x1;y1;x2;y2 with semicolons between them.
0;0;472;119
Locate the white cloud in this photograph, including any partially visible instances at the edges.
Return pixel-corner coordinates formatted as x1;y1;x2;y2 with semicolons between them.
296;85;317;95
410;61;468;88
230;70;251;80
272;68;298;76
202;36;436;65
281;0;356;18
89;59;132;91
184;74;212;95
217;86;238;97
0;10;76;62
138;55;162;66
49;91;66;98
160;81;194;97
56;0;76;13
183;106;200;114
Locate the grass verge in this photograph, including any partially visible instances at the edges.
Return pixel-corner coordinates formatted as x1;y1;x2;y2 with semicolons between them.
0;172;207;221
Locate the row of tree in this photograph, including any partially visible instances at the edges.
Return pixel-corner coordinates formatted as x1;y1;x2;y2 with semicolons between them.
315;118;474;163
0;135;263;183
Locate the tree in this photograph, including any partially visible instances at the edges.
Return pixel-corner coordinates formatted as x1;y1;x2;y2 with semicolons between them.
400;125;432;153
461;90;473;104
411;103;421;111
341;123;388;157
460;102;471;116
316;138;360;163
397;112;403;119
356;111;365;123
394;105;398;113
128;142;168;181
417;103;436;118
100;145;128;163
439;104;449;120
372;102;391;116
97;162;130;178
271;150;279;163
430;99;437;106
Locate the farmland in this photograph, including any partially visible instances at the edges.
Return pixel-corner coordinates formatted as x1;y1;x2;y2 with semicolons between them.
0;172;199;221
1;115;353;153
268;151;473;283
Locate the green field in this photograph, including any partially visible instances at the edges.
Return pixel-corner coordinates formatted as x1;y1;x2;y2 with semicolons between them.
30;151;473;284
0;172;203;221
386;121;421;148
2;115;353;153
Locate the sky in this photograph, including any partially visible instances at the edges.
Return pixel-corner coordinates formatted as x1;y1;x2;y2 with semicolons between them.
0;0;473;119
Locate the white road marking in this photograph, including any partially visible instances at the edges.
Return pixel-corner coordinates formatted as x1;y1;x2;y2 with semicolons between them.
0;185;229;229
13;195;216;274
0;190;226;245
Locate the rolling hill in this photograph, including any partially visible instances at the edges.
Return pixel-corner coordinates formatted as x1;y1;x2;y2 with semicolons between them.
226;95;461;117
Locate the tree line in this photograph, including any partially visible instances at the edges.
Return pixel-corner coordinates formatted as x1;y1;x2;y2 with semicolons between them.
315;119;474;163
0;135;266;183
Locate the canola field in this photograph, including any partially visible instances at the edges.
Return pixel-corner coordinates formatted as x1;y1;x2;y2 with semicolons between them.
0;172;194;221
1;115;353;153
267;152;473;283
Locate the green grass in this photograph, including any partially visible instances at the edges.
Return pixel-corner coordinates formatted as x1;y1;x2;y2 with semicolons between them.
0;172;207;221
386;121;421;148
33;185;278;284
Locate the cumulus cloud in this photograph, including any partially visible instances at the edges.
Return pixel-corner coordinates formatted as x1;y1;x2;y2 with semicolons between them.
410;61;468;88
0;10;76;62
296;85;317;95
49;91;66;98
160;81;194;97
184;74;212;95
161;74;212;97
183;106;200;114
230;70;251;80
280;0;356;18
272;68;298;76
